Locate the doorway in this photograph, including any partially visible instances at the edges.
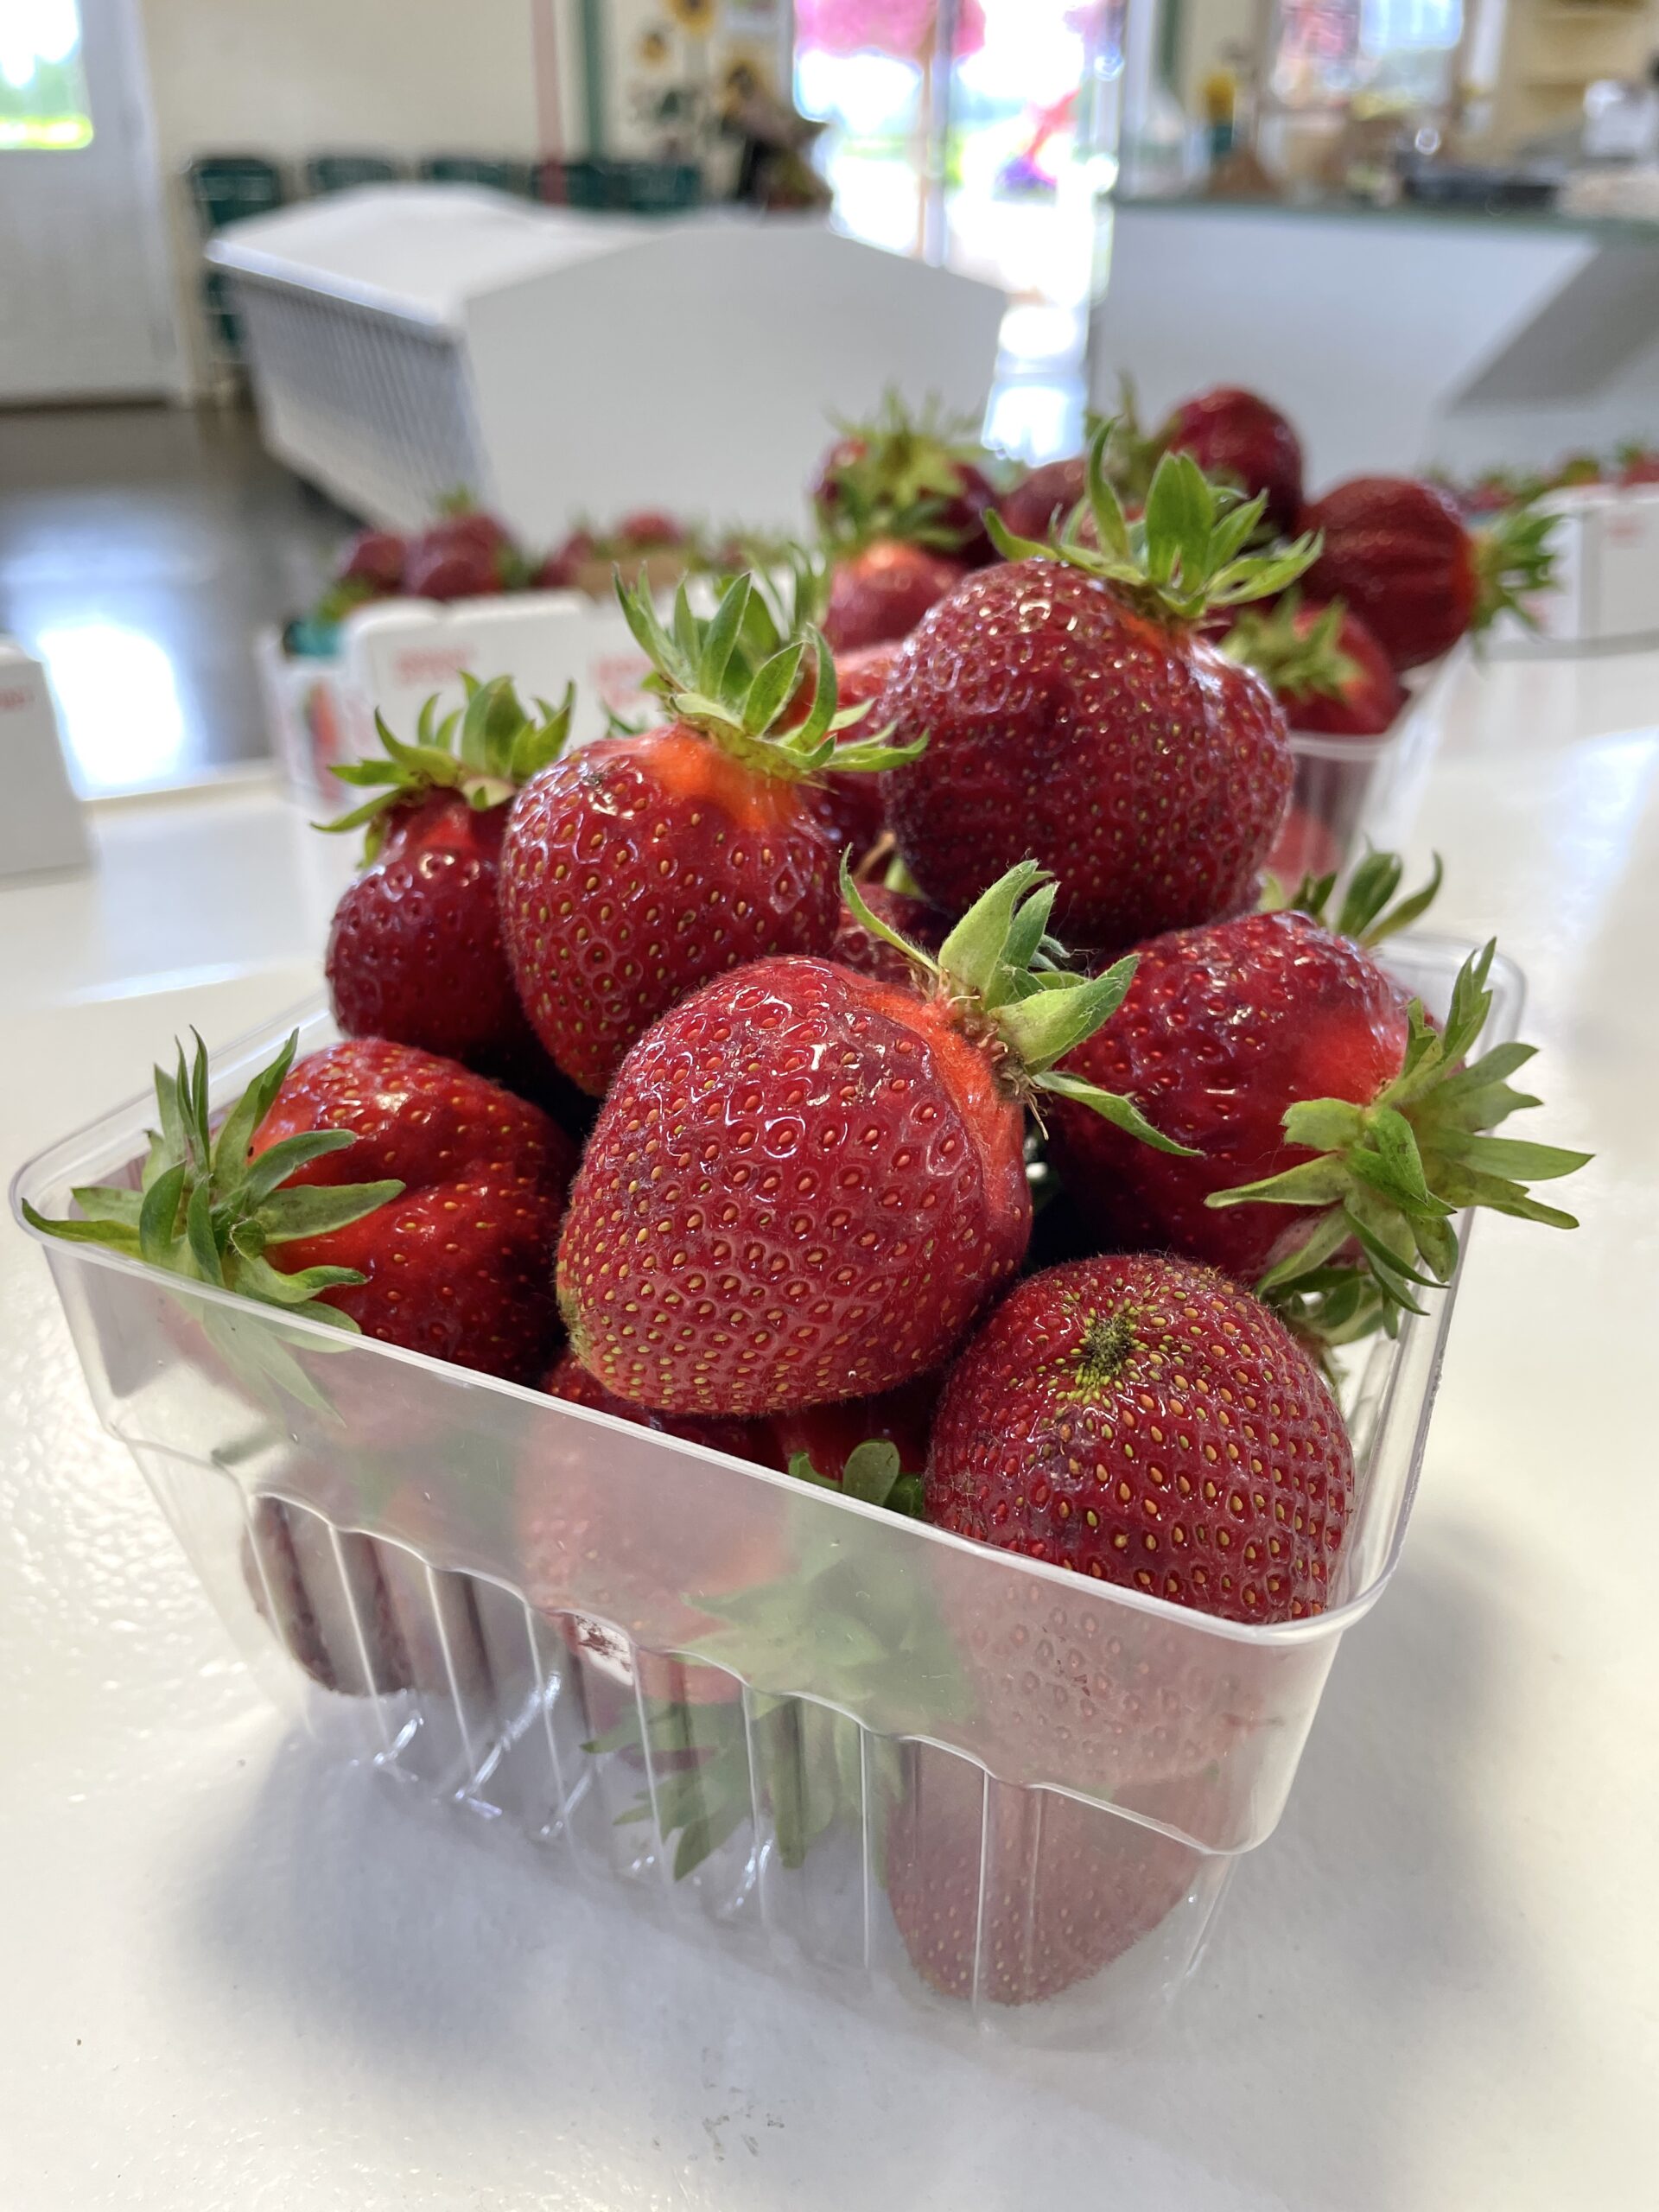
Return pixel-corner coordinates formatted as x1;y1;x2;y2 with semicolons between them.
0;0;179;402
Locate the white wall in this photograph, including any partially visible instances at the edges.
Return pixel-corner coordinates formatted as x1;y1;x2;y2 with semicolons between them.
136;0;584;392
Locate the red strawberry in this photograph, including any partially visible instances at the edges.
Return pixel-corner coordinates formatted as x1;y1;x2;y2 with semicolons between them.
823;539;966;653
1303;475;1555;671
799;640;904;853
812;391;998;565
535;1347;779;1710
1162;385;1304;535
556;864;1185;1417
1265;800;1343;886
885;1741;1196;2005
251;1037;575;1380
884;428;1315;949
613;508;686;547
830;880;947;988
500;573;918;1095
928;1254;1355;1622
403;505;520;600
1046;857;1586;1332
532;530;594;589
1224;593;1404;738
1618;446;1659;487
338;527;406;594
322;678;573;1078
770;1373;938;1497
995;454;1086;544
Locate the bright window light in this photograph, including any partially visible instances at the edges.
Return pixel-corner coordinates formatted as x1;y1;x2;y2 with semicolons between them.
0;0;92;151
36;625;188;791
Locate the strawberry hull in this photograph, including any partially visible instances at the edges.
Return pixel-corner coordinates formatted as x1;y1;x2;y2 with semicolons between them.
14;944;1518;2046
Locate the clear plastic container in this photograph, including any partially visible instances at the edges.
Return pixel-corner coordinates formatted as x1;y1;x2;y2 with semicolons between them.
11;936;1517;2048
1281;645;1465;880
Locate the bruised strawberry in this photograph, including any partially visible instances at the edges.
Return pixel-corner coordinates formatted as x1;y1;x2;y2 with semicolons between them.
1163;385;1304;535
882;426;1315;948
1047;855;1586;1336
1224;593;1404;738
322;677;572;1077
886;1743;1195;2005
928;1254;1356;1621
823;540;965;653
500;573;920;1095
250;1037;575;1381
1302;475;1554;671
995;454;1087;544
557;865;1186;1417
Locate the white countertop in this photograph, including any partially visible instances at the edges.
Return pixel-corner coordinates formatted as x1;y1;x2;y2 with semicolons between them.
2;657;1653;2211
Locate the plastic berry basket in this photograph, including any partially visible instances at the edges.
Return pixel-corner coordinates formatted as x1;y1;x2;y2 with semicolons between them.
1282;644;1467;879
12;935;1519;2049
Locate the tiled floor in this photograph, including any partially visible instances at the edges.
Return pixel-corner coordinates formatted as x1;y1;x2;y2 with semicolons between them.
0;402;352;798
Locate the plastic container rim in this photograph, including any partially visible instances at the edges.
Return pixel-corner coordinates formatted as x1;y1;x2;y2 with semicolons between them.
10;941;1503;1662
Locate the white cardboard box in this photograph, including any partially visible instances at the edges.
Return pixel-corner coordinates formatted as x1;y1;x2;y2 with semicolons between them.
0;639;91;880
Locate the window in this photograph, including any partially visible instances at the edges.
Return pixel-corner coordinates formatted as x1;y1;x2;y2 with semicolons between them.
0;0;92;151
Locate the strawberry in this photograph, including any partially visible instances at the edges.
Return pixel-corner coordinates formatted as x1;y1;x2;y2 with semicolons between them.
249;1036;575;1380
812;389;998;566
1223;592;1404;738
927;1254;1355;1622
830;880;947;988
885;1742;1195;2005
338;527;405;594
1618;444;1659;487
1302;475;1555;671
1264;800;1343;886
500;572;919;1095
995;454;1086;544
880;424;1316;949
540;1344;763;1463
556;862;1186;1417
822;539;966;653
1046;855;1587;1338
800;639;904;853
770;1374;938;1505
321;677;573;1079
403;503;523;601
1161;385;1304;535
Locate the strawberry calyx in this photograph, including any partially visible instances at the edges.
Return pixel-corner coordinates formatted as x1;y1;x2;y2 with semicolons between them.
322;675;575;862
618;568;925;785
1470;497;1558;633
815;387;994;555
841;857;1193;1154
785;1439;925;1518
988;419;1319;627
1279;845;1446;949
1208;938;1590;1342
22;1031;403;1333
1222;591;1361;705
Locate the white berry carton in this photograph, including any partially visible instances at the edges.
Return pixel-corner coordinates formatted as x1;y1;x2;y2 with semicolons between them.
1491;484;1659;652
11;936;1517;2050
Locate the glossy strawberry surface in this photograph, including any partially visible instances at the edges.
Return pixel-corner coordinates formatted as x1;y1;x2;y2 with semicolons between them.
1048;909;1410;1281
1303;476;1475;671
337;528;405;594
326;789;537;1072
880;559;1292;949
251;1039;575;1380
500;725;844;1096
823;541;966;654
558;956;1031;1416
1165;386;1304;534
927;1255;1356;1622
